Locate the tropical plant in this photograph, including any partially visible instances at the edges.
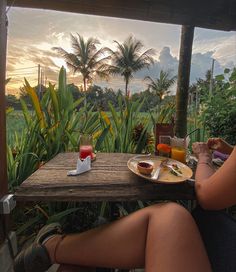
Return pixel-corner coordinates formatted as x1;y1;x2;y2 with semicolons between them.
7;121;43;189
53;34;110;92
97;95;153;154
106;36;155;96
147;101;176;128
200;68;236;145
144;70;177;102
189;70;213;106
7;67;103;189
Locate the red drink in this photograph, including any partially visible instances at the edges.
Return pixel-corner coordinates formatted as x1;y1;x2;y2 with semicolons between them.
79;145;93;160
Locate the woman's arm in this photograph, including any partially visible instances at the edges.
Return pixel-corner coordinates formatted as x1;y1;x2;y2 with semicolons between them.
193;143;236;210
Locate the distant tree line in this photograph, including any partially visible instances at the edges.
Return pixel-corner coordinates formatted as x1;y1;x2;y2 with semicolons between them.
6;83;174;112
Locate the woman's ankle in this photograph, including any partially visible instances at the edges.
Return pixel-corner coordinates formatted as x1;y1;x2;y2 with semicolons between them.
44;234;62;264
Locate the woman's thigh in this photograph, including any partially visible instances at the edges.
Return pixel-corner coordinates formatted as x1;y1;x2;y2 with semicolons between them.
57;265;95;272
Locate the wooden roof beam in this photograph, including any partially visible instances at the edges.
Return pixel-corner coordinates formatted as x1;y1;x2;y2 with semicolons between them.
7;0;236;31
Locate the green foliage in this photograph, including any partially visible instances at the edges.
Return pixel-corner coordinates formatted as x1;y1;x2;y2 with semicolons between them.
12;201;104;246
200;68;236;145
7;83;170;115
98;96;153;153
7;123;43;190
148;100;175;128
6;94;22;110
7;110;26;145
7;67;101;189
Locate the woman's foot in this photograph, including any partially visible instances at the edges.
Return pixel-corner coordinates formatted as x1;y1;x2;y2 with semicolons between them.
44;234;64;264
14;223;62;272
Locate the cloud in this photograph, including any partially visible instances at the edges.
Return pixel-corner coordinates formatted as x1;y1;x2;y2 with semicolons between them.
7;7;181;55
108;47;231;94
193;28;236;66
159;47;178;68
191;52;222;81
6;7;236;95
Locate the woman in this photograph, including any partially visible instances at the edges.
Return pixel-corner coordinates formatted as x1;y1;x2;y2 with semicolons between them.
17;138;236;272
192;138;236;272
14;204;211;272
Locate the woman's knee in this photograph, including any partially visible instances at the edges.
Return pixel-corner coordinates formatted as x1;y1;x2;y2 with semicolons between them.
148;202;192;223
143;203;197;240
148;202;187;213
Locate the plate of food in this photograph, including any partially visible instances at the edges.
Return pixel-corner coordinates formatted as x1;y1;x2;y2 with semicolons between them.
127;155;193;183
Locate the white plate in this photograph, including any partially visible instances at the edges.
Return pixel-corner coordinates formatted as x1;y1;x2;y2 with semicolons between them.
127;155;193;183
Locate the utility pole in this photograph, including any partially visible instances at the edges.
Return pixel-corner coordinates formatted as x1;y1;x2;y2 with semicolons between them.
44;67;47;87
38;64;41;98
209;58;215;97
41;69;43;85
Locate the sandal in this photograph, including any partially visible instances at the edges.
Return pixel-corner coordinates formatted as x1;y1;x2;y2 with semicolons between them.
14;223;63;272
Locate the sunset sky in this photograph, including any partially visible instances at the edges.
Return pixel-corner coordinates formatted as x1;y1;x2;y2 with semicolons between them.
6;7;236;95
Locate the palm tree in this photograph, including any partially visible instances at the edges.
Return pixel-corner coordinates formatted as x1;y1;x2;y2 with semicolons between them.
144;70;177;102
53;34;110;92
106;36;155;96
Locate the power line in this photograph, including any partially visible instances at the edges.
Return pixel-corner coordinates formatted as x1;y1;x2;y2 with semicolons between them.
7;66;38;71
9;78;38;82
7;72;37;76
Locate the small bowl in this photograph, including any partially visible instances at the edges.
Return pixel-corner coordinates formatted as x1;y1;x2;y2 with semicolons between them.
137;161;153;175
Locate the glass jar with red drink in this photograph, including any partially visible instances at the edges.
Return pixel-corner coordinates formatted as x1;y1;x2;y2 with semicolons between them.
79;134;94;160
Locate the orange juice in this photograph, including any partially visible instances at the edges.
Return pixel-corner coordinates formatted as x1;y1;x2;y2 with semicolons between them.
171;146;186;163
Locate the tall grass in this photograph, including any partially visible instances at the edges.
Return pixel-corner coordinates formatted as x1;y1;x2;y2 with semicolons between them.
7;110;26;146
98;96;153;153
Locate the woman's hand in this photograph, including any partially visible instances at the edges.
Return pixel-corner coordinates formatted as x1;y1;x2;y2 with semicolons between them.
192;142;211;160
192;142;211;156
207;138;234;155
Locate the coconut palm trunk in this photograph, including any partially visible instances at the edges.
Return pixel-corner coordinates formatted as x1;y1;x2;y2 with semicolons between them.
125;77;129;96
175;25;195;137
83;77;87;109
83;78;87;92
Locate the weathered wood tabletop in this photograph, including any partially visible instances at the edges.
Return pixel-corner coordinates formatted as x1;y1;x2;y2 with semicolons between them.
14;152;195;202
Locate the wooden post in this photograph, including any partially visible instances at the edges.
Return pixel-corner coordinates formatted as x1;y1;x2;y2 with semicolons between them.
0;0;8;243
175;25;195;138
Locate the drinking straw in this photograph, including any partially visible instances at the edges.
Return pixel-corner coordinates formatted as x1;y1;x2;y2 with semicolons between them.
185;128;200;140
184;128;200;147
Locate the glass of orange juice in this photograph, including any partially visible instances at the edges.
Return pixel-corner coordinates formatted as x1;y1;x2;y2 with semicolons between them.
170;137;187;163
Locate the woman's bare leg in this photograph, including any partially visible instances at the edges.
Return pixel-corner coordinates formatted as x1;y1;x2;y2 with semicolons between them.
56;265;95;272
46;203;211;272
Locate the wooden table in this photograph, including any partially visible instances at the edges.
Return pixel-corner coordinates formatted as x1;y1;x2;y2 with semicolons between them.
14;153;195;202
